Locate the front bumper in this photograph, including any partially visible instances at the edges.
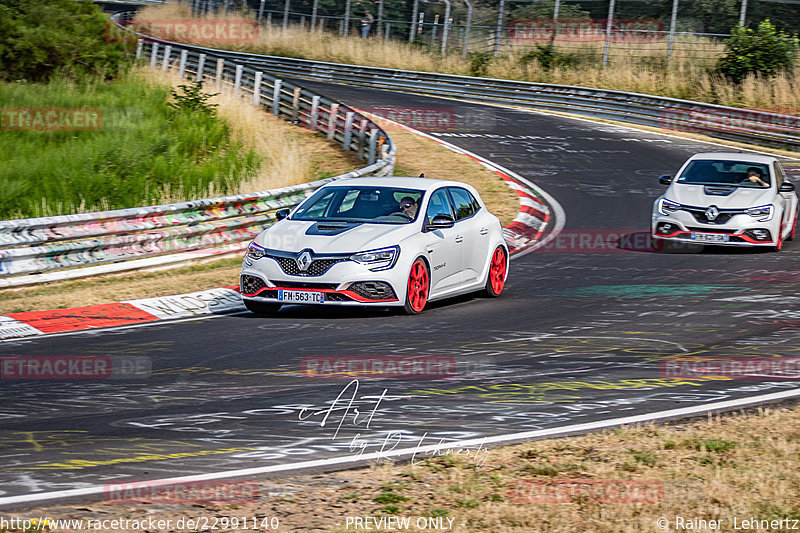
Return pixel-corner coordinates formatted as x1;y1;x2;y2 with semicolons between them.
240;256;403;306
651;210;779;247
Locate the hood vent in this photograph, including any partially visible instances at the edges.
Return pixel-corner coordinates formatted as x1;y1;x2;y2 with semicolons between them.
305;221;361;236
703;185;736;196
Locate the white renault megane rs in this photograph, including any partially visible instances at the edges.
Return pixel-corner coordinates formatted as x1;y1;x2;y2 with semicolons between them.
240;176;509;314
652;153;798;251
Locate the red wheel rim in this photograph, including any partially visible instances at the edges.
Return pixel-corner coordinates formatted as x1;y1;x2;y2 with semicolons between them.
407;260;429;312
490;248;506;294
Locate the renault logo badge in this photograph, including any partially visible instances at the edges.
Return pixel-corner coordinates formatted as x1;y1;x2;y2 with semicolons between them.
296;251;313;271
705;206;719;221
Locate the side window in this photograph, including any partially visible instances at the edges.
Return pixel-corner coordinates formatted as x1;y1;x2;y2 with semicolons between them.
774;163;785;187
447;187;479;221
425;189;454;224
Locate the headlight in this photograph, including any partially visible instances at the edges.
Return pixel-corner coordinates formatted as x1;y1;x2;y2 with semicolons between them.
657;198;681;216
745;204;774;221
246;242;267;260
350;246;399;271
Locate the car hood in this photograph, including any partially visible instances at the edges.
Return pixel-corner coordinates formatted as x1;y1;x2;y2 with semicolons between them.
668;183;774;209
256;219;416;253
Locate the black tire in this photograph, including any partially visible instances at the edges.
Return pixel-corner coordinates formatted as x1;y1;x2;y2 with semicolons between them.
243;299;282;315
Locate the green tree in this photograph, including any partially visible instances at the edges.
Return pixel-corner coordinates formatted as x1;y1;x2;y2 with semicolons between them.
0;0;130;82
509;2;590;21
717;19;799;82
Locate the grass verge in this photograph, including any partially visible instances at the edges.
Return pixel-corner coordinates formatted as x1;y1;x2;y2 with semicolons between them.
6;403;800;532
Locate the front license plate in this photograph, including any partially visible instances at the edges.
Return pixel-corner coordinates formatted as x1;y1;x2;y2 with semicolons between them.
278;290;325;304
690;232;730;243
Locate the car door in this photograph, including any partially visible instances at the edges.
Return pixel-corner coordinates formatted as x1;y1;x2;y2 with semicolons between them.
422;188;464;292
447;186;486;283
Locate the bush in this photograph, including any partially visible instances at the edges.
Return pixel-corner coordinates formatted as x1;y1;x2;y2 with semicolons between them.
169;81;219;116
0;0;130;82
520;43;576;71
468;52;492;77
716;19;800;83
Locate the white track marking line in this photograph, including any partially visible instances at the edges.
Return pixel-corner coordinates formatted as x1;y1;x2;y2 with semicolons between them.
2;387;799;508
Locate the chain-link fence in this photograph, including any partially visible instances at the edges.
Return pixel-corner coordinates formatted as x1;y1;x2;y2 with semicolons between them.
186;0;799;64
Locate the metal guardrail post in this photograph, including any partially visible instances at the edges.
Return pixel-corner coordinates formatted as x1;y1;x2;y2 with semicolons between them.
258;0;265;21
150;42;159;67
327;103;339;140
602;0;617;66
162;45;172;71
368;129;378;165
179;49;188;78
462;0;472;56
253;71;263;105
409;0;419;41
343;112;355;150
667;0;678;61
234;64;243;94
292;87;302;122
311;0;318;28
272;79;283;115
216;58;225;88
493;0;504;56
310;96;320;130
282;0;290;29
136;39;144;59
357;118;368;158
196;53;206;81
440;0;451;55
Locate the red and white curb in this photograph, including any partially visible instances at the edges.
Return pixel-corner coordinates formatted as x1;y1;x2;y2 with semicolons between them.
0;121;563;341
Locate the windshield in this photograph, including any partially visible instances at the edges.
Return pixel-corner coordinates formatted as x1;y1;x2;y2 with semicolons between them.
291;186;425;224
676;160;771;188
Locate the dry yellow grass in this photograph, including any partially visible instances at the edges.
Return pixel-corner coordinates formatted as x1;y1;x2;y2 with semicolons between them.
12;403;800;532
134;4;800;113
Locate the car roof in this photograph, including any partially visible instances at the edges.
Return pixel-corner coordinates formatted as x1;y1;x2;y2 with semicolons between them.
687;152;778;165
327;176;473;191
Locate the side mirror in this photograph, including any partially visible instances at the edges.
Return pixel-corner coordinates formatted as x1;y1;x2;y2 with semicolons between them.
779;182;795;192
275;208;290;221
425;214;455;231
658;175;672;185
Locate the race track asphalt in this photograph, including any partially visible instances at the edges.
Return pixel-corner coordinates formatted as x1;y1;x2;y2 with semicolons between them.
2;81;800;503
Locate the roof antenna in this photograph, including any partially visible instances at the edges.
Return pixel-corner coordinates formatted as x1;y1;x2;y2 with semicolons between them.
418;173;425;178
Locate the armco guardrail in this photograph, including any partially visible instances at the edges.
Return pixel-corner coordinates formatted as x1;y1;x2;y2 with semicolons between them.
0;16;396;288
129;37;799;151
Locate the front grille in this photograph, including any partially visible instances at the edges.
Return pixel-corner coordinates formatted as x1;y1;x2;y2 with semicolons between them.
269;255;347;277
240;275;267;294
685;227;738;234
685;209;736;224
270;281;339;290
348;281;397;300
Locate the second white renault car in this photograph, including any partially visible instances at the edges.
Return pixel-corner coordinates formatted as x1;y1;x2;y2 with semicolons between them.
240;176;509;314
652;153;798;251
